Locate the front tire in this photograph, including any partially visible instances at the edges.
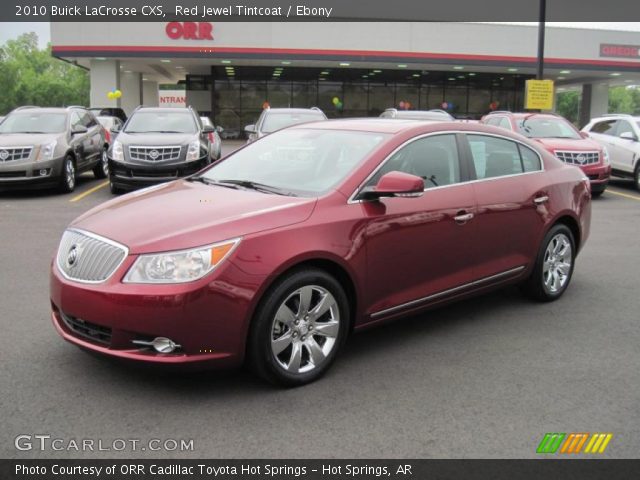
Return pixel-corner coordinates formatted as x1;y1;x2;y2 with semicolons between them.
247;269;349;387
634;163;640;192
58;155;76;193
93;147;109;179
521;224;575;302
109;178;122;195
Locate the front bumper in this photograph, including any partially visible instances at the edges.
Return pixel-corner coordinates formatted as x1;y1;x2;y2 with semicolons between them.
578;163;611;192
50;255;266;369
108;157;209;190
0;156;64;189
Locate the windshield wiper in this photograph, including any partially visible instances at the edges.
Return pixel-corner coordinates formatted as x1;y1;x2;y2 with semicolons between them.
216;179;296;196
188;176;241;190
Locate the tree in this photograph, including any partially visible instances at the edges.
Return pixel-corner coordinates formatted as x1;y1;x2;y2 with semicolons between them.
609;86;640;114
0;32;89;114
556;91;580;125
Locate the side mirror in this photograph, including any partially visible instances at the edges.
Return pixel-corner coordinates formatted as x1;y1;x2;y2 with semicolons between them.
216;125;224;133
359;171;425;201
110;125;120;134
202;124;215;134
579;131;590;139
71;124;88;135
620;131;637;141
245;124;256;134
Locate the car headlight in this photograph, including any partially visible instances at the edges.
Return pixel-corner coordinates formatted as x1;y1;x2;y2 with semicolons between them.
186;139;201;161
111;140;124;161
36;141;57;161
123;238;240;284
601;147;610;166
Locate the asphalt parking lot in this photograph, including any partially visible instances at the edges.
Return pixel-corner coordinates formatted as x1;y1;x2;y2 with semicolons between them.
1;140;639;459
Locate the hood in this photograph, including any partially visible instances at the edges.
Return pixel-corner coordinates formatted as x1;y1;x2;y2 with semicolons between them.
532;137;603;152
70;180;317;254
116;131;197;146
0;132;62;147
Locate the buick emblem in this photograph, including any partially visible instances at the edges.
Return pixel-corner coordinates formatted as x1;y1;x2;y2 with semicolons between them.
0;150;8;160
576;154;586;164
67;244;79;267
148;149;160;160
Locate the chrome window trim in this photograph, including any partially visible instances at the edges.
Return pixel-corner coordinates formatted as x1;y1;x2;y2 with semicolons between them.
371;265;526;319
347;130;545;204
56;228;130;285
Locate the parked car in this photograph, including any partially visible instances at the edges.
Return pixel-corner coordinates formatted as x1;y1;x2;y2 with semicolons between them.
480;111;611;196
89;107;127;124
582;114;640;191
220;129;241;140
200;116;223;161
107;106;215;194
380;108;454;121
0;106;108;192
245;107;327;143
51;119;591;386
96;115;123;146
0;116;5;124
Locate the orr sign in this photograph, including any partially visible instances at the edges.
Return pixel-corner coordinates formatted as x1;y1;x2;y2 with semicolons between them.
165;22;213;40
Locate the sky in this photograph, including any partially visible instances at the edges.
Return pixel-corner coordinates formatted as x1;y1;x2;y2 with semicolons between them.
1;22;640;47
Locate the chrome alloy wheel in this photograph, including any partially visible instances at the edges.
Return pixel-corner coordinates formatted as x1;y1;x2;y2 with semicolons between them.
542;233;572;294
65;159;76;190
270;285;340;374
101;149;109;176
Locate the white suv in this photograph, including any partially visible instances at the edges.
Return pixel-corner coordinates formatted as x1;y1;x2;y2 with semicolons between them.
582;114;640;191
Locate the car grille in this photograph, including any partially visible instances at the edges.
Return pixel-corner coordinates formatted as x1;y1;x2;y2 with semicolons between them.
0;146;32;162
555;151;600;165
60;311;112;346
129;146;181;162
56;229;128;283
0;171;27;178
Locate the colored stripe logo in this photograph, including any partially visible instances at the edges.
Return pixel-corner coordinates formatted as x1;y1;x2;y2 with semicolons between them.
537;433;612;454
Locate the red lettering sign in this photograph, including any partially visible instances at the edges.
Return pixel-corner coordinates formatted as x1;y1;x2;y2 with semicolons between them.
165;22;213;40
600;43;640;59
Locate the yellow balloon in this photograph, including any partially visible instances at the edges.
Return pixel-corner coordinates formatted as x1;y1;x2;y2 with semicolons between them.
107;92;115;100
114;90;122;99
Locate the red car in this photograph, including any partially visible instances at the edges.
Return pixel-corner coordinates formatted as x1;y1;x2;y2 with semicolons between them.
480;112;611;196
51;119;591;386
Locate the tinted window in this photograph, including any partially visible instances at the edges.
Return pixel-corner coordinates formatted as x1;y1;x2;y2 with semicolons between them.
125;111;196;134
518;144;542;172
485;117;502;126
468;135;532;179
0;112;67;134
70;112;82;128
498;117;512;130
261;112;325;133
202;128;387;196
589;119;618;135
79;111;97;128
369;134;460;189
616;120;635;138
517;117;580;139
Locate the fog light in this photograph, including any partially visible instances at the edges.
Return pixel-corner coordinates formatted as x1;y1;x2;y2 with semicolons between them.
39;169;48;176
132;337;181;353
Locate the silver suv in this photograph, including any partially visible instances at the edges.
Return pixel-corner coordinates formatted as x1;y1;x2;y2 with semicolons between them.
0;106;107;193
244;107;327;143
582;114;640;191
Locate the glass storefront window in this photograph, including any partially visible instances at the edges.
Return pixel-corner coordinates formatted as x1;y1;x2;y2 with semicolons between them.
368;83;395;116
395;85;419;111
422;84;444;110
241;81;267;111
292;82;318;108
468;89;491;116
318;82;343;118
444;84;468;116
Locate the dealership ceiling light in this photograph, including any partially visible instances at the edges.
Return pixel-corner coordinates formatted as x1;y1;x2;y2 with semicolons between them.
160;59;171;63
281;61;291;65
508;68;519;72
373;69;382;73
453;66;464;70
95;57;106;61
558;76;566;80
220;60;232;64
559;70;571;74
610;72;622;76
412;73;420;77
448;77;456;81
468;72;476;76
320;71;330;75
339;62;350;66
397;64;407;68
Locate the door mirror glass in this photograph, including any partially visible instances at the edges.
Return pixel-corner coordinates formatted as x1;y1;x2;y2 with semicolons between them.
579;131;590;139
110;125;120;134
202;124;215;134
216;125;224;133
360;171;424;201
71;124;88;135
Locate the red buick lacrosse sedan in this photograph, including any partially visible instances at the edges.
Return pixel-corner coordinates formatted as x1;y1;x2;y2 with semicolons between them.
51;119;591;386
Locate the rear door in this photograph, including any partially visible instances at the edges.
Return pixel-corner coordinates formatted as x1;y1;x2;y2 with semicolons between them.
587;119;625;171
464;133;547;280
611;120;639;174
361;133;478;319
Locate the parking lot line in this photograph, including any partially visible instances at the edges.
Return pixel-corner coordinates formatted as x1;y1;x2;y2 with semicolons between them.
606;189;640;202
69;180;109;202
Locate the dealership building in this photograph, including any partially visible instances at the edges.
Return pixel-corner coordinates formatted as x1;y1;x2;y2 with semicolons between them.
50;22;640;132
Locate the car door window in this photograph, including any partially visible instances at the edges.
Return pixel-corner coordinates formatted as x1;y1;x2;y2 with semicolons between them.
486;117;501;126
468;135;533;179
70;112;82;129
369;134;461;189
590;120;619;136
498;117;512;130
616;120;636;139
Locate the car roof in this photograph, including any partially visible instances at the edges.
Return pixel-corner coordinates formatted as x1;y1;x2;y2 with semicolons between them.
11;107;71;114
135;107;191;114
290;118;462;134
264;108;324;114
590;115;640;122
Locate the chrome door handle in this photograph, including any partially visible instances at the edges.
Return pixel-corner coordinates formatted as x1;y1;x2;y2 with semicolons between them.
454;212;474;223
534;195;549;205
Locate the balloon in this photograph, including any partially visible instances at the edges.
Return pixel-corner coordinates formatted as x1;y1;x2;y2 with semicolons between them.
336;101;343;109
399;101;406;109
107;92;115;100
441;102;448;109
262;101;270;109
332;97;339;105
114;90;122;99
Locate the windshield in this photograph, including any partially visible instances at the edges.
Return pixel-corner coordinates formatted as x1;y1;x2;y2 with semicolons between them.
517;117;581;139
0;112;67;134
125;112;196;134
200;128;388;196
261;112;325;133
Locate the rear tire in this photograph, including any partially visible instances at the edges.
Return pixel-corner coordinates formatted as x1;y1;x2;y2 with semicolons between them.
93;147;109;179
521;224;575;302
247;268;349;387
58;155;76;193
634;163;640;192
